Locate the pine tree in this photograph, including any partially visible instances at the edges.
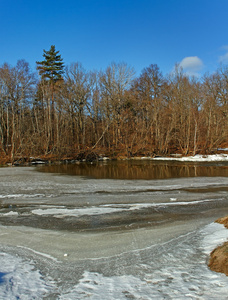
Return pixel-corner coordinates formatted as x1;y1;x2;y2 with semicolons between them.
36;45;65;152
36;45;64;83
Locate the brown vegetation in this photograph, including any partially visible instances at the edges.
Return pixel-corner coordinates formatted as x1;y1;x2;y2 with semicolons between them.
0;59;228;165
208;242;228;276
216;216;228;229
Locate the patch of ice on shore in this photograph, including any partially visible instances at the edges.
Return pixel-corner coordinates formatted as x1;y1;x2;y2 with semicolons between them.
200;222;228;254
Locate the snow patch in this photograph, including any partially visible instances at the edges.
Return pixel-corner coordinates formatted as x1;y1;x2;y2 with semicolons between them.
170;198;177;202
2;211;18;216
31;199;224;217
152;154;228;162
200;222;228;254
0;194;45;199
0;252;56;299
31;206;130;217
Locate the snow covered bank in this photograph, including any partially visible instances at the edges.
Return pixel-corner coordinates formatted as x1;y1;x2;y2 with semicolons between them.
148;154;228;162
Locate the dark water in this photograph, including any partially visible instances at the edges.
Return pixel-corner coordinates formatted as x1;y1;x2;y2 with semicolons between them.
38;160;228;179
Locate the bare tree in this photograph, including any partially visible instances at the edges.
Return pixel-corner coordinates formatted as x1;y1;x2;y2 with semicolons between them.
63;62;92;149
0;60;36;161
132;64;165;153
99;62;135;149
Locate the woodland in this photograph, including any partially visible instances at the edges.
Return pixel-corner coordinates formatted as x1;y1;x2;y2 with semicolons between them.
0;45;227;164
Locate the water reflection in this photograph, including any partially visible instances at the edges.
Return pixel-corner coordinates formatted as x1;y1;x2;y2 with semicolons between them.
38;160;228;179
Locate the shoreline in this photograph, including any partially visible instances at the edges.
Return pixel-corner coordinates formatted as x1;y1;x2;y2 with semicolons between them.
0;152;228;167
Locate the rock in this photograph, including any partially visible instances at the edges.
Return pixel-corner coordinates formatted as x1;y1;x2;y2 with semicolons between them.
30;158;47;165
98;156;109;161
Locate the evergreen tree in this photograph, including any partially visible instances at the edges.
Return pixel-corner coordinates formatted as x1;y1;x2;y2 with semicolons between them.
36;45;64;82
36;45;65;152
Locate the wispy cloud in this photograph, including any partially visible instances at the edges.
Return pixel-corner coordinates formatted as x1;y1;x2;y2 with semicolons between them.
179;56;204;76
219;46;228;63
221;45;228;51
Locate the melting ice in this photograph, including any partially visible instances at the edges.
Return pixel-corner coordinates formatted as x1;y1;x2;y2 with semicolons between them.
0;164;227;299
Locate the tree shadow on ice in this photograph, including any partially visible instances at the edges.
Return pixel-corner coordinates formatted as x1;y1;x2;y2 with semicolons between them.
0;272;6;284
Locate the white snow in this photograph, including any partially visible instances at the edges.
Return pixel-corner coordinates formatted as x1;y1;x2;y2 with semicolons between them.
2;211;18;216
200;222;228;254
0;194;45;199
31;206;130;217
31;198;224;218
0;253;56;299
170;198;177;201
151;154;228;162
0;194;24;199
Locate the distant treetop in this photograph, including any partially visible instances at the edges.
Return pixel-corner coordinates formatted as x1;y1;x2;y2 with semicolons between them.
36;45;64;83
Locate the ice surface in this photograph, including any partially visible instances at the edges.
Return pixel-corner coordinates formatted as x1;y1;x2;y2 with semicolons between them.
1;222;228;299
30;198;227;219
0;166;228;299
59;223;228;300
0;252;56;299
31;206;131;217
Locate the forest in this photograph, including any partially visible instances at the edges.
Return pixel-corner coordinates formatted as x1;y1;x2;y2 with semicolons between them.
0;45;227;164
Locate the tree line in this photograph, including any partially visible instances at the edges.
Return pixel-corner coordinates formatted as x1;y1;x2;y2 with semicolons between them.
0;45;227;163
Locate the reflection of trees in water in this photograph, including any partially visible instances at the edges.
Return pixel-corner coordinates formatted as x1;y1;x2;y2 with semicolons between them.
39;161;228;179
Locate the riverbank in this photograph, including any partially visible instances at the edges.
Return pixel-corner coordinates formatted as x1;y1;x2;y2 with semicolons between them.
208;216;228;276
1;150;228;167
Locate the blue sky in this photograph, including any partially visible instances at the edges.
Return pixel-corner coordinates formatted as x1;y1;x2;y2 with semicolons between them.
1;0;228;77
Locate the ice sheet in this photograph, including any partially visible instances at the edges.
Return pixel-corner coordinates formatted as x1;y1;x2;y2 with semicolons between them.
0;166;227;299
59;223;228;300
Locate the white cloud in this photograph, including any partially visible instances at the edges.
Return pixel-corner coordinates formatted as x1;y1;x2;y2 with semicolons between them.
179;56;204;76
219;50;228;64
221;45;228;51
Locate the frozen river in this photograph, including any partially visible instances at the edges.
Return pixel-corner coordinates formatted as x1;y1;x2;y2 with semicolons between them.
0;160;228;299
